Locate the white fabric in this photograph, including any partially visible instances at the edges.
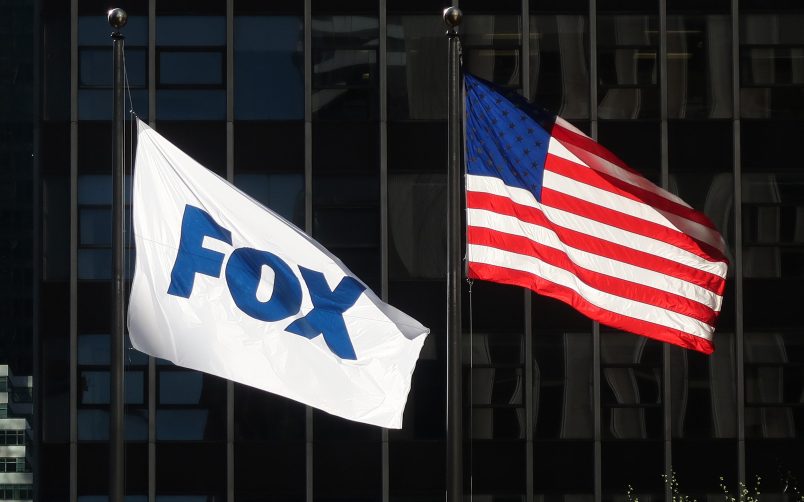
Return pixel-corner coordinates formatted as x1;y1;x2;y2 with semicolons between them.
128;119;428;428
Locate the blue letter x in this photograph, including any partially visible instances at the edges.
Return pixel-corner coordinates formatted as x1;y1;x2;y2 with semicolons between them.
285;267;365;360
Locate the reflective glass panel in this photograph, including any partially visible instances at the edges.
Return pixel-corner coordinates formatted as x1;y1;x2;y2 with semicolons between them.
462;15;522;88
597;15;659;119
530;15;589;119
159;51;223;86
234;173;304;227
387;15;447;120
312;15;379;119
741;14;804;118
234;16;304;120
667;15;732;119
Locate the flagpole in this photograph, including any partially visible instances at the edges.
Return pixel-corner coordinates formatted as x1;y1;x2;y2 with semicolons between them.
444;7;463;502
108;8;127;502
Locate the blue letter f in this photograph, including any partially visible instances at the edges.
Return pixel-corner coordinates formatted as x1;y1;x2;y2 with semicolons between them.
167;205;232;298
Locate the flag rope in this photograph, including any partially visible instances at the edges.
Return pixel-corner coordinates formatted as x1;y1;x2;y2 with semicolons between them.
467;277;473;502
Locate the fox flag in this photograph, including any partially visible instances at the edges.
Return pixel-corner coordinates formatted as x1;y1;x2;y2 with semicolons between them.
464;74;728;354
128;119;428;428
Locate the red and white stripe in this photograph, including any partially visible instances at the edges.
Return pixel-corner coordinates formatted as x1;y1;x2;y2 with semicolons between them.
466;117;728;354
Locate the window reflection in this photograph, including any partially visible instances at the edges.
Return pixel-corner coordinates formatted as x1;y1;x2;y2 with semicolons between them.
312;16;379;119
156;16;226;120
741;14;804;118
156;368;225;441
78;16;148;120
387;15;448;120
667;15;732;119
671;333;738;438
601;333;663;439
462;15;522;88
77;175;134;280
742;173;804;279
235;173;304;228
469;333;526;440
388;173;445;280
534;332;594;439
158;51;223;86
744;332;804;438
234;16;303;120
597;15;659;119
530;15;589;119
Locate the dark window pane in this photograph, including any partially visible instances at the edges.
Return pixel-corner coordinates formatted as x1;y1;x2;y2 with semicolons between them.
671;334;738;439
388;441;444;496
534;331;594;439
79;334;110;365
534;441;594;492
78;249;112;280
470;442;526;494
80;48;146;88
462;16;522;88
159;371;204;404
667;15;732;118
235;442;306;499
312;16;379;120
78;15;148;46
159;51;223;86
745;332;804;438
79;208;111;246
156;16;226;46
156;16;225;119
79;89;149;121
601;441;663;494
156;89;226;120
44;175;70;280
601;333;663;440
234;173;304;228
234;16;304;120
389;174;445;280
741;173;804;280
156;410;212;440
741;14;804;118
530;15;589;119
387;16;447;120
314;441;381;498
671;440;738;495
234;122;304;172
156;443;226;494
597;15;659;119
234;384;305;441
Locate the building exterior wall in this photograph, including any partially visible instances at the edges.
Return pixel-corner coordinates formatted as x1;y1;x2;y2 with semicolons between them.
33;0;804;501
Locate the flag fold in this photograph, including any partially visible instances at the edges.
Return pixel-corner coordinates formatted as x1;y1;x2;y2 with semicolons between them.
464;74;728;354
128;119;428;428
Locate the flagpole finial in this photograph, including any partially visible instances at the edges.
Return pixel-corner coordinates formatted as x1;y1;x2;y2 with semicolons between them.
108;8;128;30
443;7;462;30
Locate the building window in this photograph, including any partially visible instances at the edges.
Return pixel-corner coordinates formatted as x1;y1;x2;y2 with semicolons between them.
156;16;226;120
597;14;660;119
234;16;304;120
77;16;148;120
77;175;133;281
312;15;379;120
0;457;29;473
740;14;804;118
0;430;24;446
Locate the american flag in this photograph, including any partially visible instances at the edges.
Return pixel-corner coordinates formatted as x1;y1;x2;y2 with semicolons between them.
464;74;728;354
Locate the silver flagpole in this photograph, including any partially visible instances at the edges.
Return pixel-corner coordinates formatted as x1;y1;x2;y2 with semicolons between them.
108;8;127;502
444;7;463;502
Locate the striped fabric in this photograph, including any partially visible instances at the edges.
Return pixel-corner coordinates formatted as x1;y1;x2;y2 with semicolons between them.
464;74;728;354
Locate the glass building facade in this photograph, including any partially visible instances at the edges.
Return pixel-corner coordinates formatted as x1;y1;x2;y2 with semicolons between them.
25;0;804;501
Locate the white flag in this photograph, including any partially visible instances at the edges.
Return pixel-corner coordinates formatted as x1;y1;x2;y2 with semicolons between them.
128;119;429;428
